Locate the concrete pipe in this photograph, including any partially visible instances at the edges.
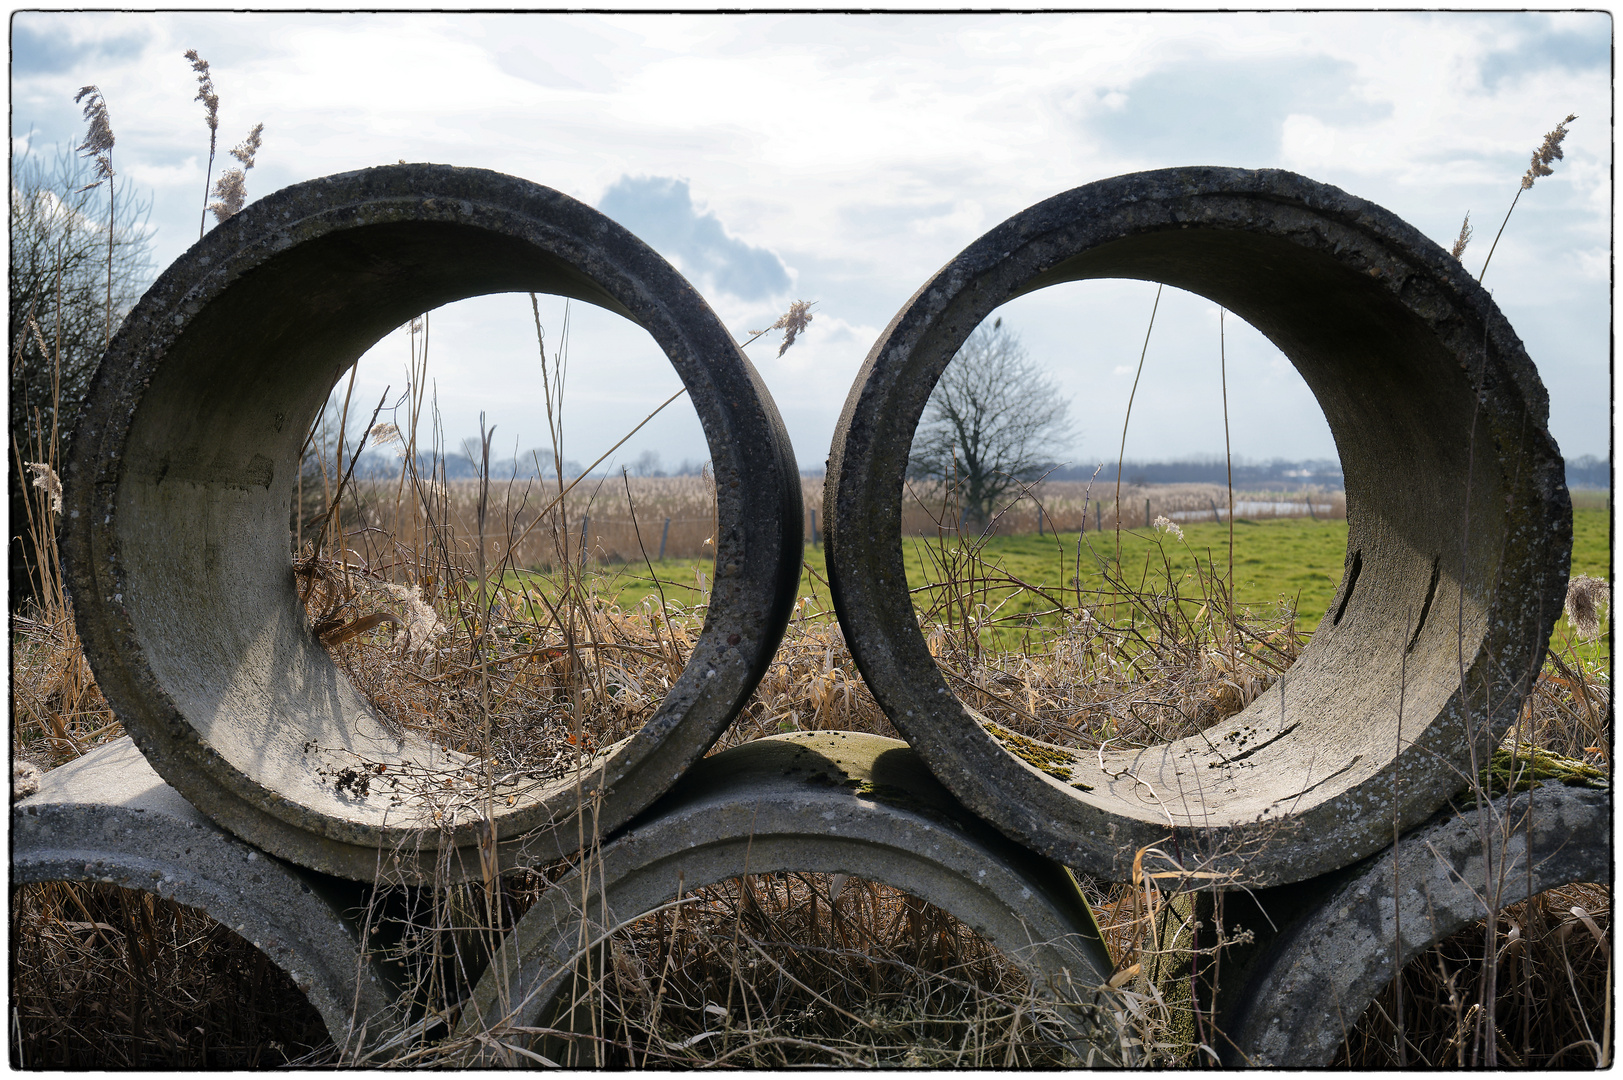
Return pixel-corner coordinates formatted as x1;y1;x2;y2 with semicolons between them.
60;165;803;882
457;731;1120;1065
1217;782;1610;1066
826;167;1571;886
13;737;404;1060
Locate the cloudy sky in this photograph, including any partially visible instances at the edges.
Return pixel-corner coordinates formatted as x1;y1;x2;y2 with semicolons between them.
11;11;1611;476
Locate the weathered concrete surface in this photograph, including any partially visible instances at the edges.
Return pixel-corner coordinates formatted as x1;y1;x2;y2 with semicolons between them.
458;731;1121;1065
825;167;1571;885
1216;783;1610;1066
12;737;405;1058
60;164;803;881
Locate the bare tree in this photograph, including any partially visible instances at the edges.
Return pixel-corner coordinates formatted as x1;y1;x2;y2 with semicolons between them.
908;318;1072;529
630;449;666;477
9;143;153;606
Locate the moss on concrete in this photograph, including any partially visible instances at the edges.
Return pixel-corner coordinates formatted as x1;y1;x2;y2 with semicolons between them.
1482;742;1608;796
983;722;1092;788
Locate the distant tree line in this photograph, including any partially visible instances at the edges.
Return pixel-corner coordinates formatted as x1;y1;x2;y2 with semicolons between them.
1046;457;1345;491
1040;455;1610;493
1564;455;1610;490
340;447;711;482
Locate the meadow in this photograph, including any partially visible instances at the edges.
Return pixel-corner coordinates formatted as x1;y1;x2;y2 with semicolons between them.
344;474;1346;567
532;506;1610;665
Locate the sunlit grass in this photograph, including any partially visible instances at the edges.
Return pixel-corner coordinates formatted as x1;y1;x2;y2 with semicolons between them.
522;507;1608;665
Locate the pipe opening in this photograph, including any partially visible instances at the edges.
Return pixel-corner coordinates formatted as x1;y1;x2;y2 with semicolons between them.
64;166;803;880
827;167;1568;884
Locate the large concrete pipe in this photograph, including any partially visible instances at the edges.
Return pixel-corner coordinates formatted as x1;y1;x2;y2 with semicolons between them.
1217;782;1610;1065
826;167;1571;886
457;732;1120;1065
13;737;404;1059
60;165;803;882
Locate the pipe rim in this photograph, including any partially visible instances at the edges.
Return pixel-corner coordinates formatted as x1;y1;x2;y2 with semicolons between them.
13;738;402;1057
1219;784;1610;1065
457;732;1118;1063
61;163;803;881
825;166;1571;885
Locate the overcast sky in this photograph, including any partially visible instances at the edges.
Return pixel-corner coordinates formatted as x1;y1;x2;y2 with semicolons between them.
11;11;1611;475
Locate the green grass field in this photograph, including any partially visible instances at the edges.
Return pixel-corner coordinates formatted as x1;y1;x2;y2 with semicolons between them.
516;507;1609;657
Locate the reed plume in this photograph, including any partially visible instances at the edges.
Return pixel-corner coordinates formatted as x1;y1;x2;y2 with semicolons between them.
1522;114;1579;190
208;122;264;223
72;85;115;346
1449;212;1472;260
748;299;816;356
25;463;62;514
1479;114;1578;281
1564;574;1609;640
184;49;220;239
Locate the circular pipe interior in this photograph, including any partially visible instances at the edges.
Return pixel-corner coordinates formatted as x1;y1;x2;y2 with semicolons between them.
457;732;1119;1065
61;164;803;882
825;167;1571;886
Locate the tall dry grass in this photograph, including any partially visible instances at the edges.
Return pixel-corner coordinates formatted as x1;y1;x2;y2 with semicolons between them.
1336;881;1610;1068
527;876;1087;1068
342;473;722;568
12;882;330;1068
16;387;1605;1065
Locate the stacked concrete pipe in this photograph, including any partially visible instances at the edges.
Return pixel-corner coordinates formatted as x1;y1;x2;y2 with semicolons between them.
826;166;1573;887
59;164;804;883
13;737;402;1058
457;732;1121;1066
41;162;1593;1062
1217;781;1610;1066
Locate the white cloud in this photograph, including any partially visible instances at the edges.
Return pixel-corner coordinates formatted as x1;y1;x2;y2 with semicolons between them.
1573;248;1609;281
599;175;792;301
1279;114;1340;172
12;10;1611;462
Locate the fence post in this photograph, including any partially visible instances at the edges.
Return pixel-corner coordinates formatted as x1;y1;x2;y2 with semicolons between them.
1305;493;1318;521
1210;498;1221;523
658;517;670;560
1037;505;1044;537
1095;501;1102;532
1146;498;1151;528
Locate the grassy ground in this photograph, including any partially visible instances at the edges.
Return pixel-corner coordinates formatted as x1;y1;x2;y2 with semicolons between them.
530;519;1347;619
528;507;1609;661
